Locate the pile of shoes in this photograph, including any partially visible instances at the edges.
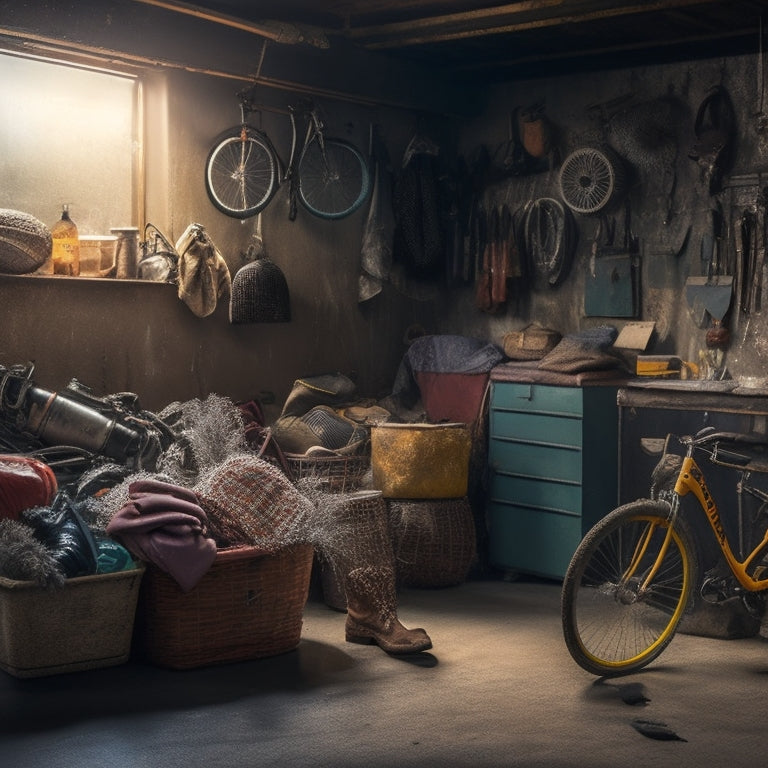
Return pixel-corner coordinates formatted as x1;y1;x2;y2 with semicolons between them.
271;374;371;456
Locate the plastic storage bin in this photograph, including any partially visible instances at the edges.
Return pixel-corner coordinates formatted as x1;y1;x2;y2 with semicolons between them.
0;566;144;678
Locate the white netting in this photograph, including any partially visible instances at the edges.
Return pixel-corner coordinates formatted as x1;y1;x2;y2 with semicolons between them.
87;394;394;583
155;393;248;482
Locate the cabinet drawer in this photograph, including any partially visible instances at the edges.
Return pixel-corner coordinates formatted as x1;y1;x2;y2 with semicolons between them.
490;472;581;514
489;437;582;482
490;409;582;447
487;502;582;579
491;382;583;416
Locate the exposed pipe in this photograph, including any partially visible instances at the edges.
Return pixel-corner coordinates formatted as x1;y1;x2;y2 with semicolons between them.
0;30;412;112
131;0;329;48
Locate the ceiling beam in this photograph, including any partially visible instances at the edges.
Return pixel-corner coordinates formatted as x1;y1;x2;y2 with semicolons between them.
348;0;729;48
457;22;758;72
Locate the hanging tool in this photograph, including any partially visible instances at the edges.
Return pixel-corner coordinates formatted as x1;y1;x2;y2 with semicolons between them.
749;203;765;315
685;204;733;329
739;207;757;314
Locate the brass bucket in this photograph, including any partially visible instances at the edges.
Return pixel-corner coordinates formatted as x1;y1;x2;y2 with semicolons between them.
371;422;471;499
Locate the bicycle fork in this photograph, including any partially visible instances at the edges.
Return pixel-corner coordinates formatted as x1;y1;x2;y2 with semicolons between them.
618;503;678;601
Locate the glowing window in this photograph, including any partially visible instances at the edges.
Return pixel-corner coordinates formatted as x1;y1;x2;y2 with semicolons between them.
0;51;140;236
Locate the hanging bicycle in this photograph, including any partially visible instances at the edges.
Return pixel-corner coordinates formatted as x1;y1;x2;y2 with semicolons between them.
205;98;281;219
205;95;370;221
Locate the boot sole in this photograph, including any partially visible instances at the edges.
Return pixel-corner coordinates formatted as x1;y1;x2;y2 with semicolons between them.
345;632;433;655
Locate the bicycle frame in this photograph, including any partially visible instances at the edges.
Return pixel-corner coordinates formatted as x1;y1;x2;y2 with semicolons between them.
285;105;325;182
670;446;768;592
206;92;369;221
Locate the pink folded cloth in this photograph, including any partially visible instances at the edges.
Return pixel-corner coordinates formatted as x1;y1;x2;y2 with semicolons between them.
107;479;217;592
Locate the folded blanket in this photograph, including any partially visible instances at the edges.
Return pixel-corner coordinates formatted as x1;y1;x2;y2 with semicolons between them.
107;479;217;592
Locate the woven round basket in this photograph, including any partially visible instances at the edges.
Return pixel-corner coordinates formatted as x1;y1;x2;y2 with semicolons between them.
387;497;476;588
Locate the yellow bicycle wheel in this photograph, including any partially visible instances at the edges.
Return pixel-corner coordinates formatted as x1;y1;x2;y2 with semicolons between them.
561;500;696;676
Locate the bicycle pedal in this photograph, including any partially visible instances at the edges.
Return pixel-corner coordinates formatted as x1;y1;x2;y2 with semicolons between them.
700;577;731;603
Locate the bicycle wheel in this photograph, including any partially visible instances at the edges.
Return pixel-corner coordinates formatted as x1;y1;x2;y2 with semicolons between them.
297;136;370;220
561;500;697;677
205;126;280;219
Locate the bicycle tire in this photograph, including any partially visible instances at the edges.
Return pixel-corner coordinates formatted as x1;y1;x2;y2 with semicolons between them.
561;500;697;677
205;126;280;219
297;136;370;220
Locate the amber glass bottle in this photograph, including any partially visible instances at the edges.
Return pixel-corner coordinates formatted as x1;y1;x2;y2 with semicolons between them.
51;204;80;276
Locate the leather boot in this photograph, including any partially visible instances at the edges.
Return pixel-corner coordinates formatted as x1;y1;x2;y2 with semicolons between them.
344;565;432;654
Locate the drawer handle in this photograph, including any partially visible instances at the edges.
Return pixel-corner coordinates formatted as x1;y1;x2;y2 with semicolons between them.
516;384;533;401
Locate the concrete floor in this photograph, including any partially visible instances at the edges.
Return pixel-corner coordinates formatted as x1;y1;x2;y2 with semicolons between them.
2;577;768;767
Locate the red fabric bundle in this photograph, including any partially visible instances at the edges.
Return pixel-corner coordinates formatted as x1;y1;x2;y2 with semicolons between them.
0;455;57;520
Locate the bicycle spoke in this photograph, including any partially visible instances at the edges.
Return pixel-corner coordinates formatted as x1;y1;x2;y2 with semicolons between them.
297;138;369;219
205;130;279;218
562;502;694;675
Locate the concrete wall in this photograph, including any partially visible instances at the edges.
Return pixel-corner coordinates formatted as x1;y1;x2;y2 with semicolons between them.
0;3;450;417
441;55;768;385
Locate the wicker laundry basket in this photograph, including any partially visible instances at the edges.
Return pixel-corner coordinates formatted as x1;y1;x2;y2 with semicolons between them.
136;543;314;669
387;497;476;588
0;565;144;678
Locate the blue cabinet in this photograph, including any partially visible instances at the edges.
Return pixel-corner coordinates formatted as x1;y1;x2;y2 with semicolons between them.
487;379;620;579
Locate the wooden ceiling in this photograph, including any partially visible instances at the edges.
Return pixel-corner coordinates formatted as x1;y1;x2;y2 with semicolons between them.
160;0;766;81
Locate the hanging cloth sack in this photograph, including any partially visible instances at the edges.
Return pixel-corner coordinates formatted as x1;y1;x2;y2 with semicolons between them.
359;126;394;302
520;105;553;160
175;222;231;318
475;206;498;313
229;214;290;323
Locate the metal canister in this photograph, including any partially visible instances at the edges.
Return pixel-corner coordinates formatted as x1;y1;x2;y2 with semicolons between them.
24;386;144;461
110;227;141;279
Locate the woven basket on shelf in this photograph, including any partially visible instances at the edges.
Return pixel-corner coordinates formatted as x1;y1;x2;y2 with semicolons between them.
387;497;476;588
285;452;370;493
135;543;314;669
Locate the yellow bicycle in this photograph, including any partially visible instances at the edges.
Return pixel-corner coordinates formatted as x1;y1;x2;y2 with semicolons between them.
562;427;768;676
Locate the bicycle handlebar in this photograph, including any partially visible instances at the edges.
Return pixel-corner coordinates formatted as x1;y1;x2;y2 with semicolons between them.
682;427;768;448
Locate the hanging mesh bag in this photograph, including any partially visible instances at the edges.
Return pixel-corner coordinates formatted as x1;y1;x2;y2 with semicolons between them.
229;254;291;323
229;215;290;324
